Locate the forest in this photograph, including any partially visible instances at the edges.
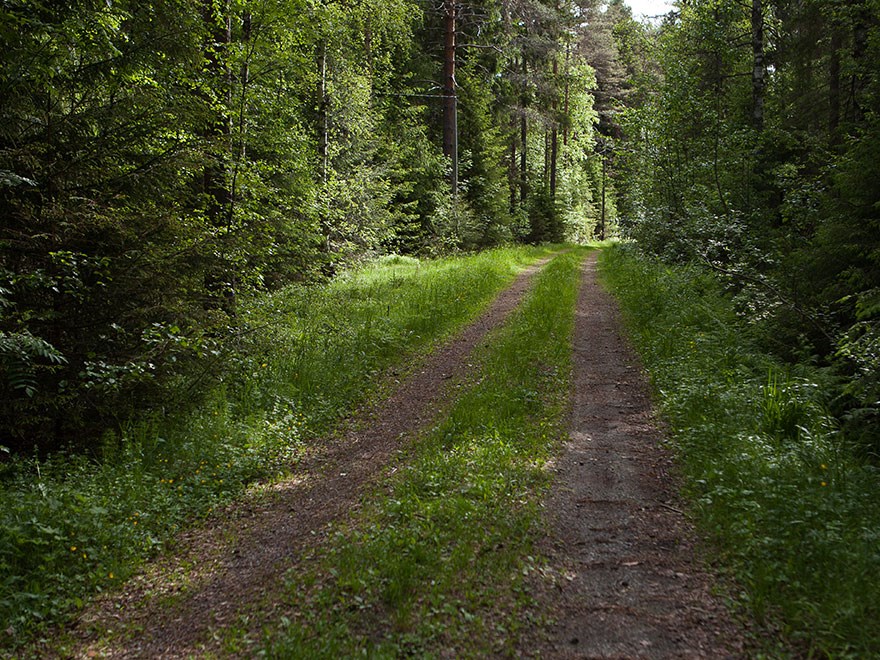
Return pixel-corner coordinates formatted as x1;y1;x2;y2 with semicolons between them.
5;0;876;457
2;0;880;655
1;0;616;451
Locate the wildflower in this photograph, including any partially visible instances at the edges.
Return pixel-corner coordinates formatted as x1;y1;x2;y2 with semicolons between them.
109;572;114;579
821;481;827;487
820;464;827;470
70;546;77;552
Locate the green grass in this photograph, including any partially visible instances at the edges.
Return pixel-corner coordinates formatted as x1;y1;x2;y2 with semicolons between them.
0;245;556;653
600;244;880;657
263;249;587;658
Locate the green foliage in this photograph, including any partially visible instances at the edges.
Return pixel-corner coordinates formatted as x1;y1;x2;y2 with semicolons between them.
615;0;880;465
265;249;584;657
0;328;66;398
0;0;608;453
526;188;565;244
602;245;880;656
0;246;549;652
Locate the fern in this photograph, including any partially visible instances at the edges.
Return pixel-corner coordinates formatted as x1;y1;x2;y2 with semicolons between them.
0;331;67;397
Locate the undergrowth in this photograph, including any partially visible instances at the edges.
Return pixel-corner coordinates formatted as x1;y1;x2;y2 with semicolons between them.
600;244;880;657
263;249;586;657
0;245;555;653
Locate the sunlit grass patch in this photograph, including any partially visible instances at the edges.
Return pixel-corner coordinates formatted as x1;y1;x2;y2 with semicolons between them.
264;249;587;658
600;244;880;657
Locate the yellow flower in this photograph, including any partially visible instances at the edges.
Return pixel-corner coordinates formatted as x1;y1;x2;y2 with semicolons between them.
821;481;827;487
108;572;114;579
70;546;77;552
820;463;827;470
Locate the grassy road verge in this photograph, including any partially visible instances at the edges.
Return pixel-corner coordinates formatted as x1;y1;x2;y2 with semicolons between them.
263;249;587;657
600;245;880;657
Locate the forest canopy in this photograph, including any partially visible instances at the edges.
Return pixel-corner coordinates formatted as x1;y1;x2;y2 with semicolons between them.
2;0;879;458
616;0;880;456
1;0;633;451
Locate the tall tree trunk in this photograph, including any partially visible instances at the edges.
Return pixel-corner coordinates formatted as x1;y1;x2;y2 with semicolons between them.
563;40;570;147
751;0;764;131
599;152;606;241
201;0;234;311
443;0;458;197
830;27;841;142
202;0;232;225
231;10;251;209
510;127;518;212
851;3;869;124
550;57;559;197
317;41;329;183
520;54;528;204
239;11;251;160
543;129;550;189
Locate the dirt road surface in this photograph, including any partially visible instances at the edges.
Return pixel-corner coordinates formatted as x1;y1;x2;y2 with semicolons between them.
530;251;746;658
60;251;748;658
64;260;550;659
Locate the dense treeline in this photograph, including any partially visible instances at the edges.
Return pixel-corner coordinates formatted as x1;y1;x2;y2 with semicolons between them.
616;0;880;455
0;0;637;452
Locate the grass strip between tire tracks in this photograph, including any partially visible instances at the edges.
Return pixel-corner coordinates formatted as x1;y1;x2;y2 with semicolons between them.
262;249;588;658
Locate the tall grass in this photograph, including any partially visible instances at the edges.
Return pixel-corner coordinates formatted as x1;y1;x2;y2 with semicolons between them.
0;246;553;652
264;249;586;658
600;244;880;657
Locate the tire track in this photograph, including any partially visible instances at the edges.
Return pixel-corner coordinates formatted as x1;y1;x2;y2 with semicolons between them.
64;256;554;659
531;251;746;659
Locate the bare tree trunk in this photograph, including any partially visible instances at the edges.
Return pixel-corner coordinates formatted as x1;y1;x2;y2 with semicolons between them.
240;12;251;159
520;54;528;204
231;10;252;206
599;153;606;241
830;27;841;142
510;127;518;211
851;4;869;124
563;40;570;147
543;129;550;189
443;0;458;197
550;57;559;197
201;0;234;312
317;41;329;183
202;0;232;224
751;0;764;131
